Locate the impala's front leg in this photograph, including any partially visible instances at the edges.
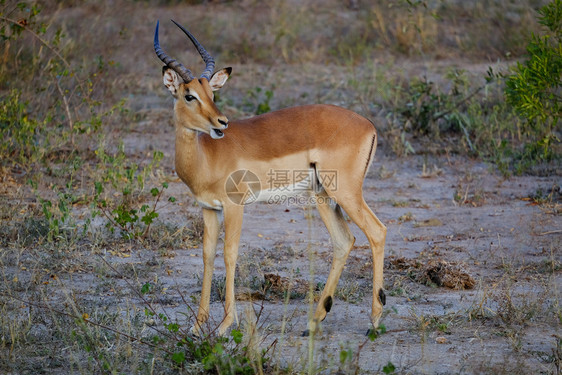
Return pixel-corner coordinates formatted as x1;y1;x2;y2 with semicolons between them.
218;204;244;335
192;208;220;336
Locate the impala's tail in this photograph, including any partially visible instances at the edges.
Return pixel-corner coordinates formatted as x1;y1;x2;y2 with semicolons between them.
363;126;378;179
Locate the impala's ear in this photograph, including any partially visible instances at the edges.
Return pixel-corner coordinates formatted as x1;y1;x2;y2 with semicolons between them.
162;67;182;96
208;67;232;91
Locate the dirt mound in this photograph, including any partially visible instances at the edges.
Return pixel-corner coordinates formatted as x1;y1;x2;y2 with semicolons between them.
388;256;475;290
236;273;312;302
264;273;310;297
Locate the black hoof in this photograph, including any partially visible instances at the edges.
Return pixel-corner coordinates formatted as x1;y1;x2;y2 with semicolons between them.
366;328;381;339
302;329;310;337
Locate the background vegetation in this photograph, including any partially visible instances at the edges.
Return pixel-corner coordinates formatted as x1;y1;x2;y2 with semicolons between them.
0;0;560;373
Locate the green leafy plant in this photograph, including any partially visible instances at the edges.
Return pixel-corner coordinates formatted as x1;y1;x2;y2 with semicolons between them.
93;172;172;240
504;0;561;162
179;330;264;374
383;361;396;374
87;141;175;240
0;90;47;169
107;184;168;239
367;322;387;341
141;289;269;374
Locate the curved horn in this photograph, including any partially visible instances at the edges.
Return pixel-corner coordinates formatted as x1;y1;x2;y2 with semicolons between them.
154;20;195;83
171;20;215;81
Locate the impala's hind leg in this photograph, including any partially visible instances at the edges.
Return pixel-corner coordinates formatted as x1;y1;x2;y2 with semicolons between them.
336;194;386;330
307;190;355;335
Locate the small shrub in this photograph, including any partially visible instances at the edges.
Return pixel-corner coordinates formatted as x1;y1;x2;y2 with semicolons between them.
396;69;476;137
504;0;561;163
0;90;46;170
91;145;172;240
142;295;269;374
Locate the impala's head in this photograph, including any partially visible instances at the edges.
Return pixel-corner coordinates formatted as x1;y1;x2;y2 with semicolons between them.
154;20;231;139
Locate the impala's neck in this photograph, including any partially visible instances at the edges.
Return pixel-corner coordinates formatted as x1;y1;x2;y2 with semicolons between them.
175;126;206;190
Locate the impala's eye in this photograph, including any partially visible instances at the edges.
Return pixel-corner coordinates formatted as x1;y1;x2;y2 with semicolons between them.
185;94;196;102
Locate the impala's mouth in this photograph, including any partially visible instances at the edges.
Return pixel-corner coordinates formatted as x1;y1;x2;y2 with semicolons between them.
211;128;224;139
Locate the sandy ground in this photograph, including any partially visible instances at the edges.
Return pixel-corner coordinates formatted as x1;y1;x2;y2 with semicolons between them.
92;140;561;373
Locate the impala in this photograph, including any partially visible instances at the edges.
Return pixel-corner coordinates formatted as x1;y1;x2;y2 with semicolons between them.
154;20;387;336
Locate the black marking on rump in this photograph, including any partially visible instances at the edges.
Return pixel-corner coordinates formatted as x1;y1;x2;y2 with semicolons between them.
310;162;321;191
324;295;333;313
379;289;386;306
